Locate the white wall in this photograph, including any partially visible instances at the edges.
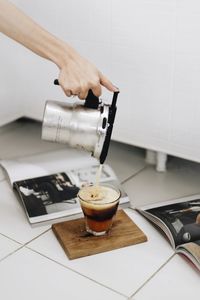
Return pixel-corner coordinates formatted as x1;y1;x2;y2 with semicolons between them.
1;1;200;162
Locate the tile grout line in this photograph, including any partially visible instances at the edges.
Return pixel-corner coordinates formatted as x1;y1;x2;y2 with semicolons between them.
6;145;67;161
121;166;148;185
0;232;23;245
25;246;128;299
23;227;52;246
0;244;25;264
0;228;52;264
128;254;176;299
0;227;51;246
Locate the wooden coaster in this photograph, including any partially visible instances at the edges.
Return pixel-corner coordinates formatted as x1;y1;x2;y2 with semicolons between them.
52;210;147;259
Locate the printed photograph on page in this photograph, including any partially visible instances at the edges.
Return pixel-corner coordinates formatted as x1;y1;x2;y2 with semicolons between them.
146;199;200;247
14;172;80;218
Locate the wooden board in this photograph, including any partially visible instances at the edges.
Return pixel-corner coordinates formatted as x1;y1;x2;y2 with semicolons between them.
52;210;147;260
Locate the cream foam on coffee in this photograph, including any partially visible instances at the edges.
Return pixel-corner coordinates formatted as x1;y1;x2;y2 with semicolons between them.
78;185;120;207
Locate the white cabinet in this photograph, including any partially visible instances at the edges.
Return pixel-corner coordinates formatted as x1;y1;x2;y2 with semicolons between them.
1;1;200;163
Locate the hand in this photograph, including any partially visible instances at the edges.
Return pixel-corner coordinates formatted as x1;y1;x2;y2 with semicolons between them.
0;0;118;99
0;0;118;100
57;47;119;99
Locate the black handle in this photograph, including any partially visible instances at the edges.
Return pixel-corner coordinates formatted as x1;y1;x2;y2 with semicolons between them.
111;91;119;109
54;79;99;109
99;91;119;164
84;89;99;109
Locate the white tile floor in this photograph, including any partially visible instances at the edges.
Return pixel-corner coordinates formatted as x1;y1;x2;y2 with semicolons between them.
0;119;199;300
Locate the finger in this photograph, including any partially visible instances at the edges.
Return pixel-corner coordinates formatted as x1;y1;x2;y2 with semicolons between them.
59;80;72;97
62;84;74;97
64;89;72;97
70;87;81;96
78;87;88;100
100;73;119;92
91;83;102;98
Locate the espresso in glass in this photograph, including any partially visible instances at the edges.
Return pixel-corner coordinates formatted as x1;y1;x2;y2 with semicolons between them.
78;184;120;236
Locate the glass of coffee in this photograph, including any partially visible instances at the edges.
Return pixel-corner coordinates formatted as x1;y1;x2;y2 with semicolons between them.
78;184;121;236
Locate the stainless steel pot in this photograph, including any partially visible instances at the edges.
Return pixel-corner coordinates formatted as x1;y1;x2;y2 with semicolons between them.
42;89;119;164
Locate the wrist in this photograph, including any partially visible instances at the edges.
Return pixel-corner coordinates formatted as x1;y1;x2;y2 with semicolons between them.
50;40;77;69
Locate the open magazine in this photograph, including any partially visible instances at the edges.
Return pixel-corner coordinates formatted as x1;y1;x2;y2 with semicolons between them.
137;194;200;271
1;154;129;225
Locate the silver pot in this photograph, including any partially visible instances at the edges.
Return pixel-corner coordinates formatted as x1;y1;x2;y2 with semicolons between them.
42;90;119;164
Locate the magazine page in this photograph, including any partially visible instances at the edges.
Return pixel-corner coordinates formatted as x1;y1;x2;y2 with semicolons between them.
176;240;200;271
14;172;81;224
13;164;129;224
138;210;176;248
1;149;129;225
138;194;200;248
0;148;97;184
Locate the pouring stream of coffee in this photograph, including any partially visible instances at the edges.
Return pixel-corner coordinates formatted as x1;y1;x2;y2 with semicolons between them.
95;164;103;188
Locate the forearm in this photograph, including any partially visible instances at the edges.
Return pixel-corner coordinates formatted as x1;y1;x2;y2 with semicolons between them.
0;0;72;67
0;0;117;98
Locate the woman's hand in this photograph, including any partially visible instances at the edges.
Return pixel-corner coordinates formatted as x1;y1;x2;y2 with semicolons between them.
0;0;118;100
57;46;118;99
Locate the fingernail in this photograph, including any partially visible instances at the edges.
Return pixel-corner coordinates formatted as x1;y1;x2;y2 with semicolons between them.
114;86;120;92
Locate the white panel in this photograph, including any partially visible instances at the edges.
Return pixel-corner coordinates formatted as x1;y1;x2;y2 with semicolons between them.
111;0;175;143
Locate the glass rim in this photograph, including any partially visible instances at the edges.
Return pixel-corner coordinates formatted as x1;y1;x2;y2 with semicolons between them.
78;183;121;205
